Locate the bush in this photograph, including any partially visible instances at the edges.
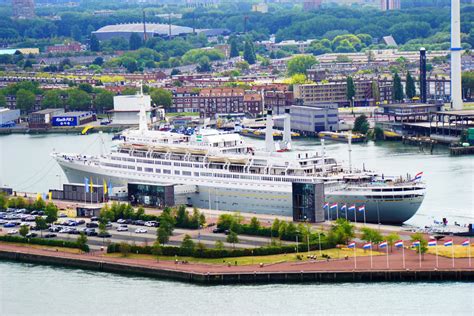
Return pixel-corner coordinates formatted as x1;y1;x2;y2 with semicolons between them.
0;235;88;251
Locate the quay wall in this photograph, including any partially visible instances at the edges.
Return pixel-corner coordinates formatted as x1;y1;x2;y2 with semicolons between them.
1;250;473;284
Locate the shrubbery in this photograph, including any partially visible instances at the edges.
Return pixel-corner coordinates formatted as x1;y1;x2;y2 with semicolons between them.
0;235;89;252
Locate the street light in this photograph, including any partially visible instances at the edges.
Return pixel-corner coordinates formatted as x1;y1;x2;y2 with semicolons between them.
56;174;62;189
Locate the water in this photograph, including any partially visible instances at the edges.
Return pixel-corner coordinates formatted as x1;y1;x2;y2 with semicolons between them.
0;262;472;315
0;133;472;226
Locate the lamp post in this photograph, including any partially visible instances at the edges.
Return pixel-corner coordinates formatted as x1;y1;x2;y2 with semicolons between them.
56;174;62;189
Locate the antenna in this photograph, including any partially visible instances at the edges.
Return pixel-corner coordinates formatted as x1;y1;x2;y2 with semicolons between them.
142;9;147;41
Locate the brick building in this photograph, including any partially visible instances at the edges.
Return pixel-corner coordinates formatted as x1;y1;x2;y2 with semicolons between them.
46;42;83;54
264;90;294;115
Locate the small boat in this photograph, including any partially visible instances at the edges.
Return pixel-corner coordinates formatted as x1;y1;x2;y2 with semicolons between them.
383;129;403;140
81;125;93;135
318;131;365;143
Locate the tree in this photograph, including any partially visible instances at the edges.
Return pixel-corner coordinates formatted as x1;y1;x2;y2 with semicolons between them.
0;93;6;108
152;240;162;262
157;226;170;244
181;234;195;252
129;33;143;50
90;34;100;52
121;57;138;73
393;72;404;102
327;218;355;245
410;232;428;258
94;90;114;113
67;89;91;111
23;59;33;69
0;192;8;210
92;57;104;66
405;71;416;99
352;114;369;134
229;38;239;58
271;218;281;237
78;83;93;94
35;216;48;237
44;202;58;224
150;88;172;108
77;233;89;252
119;242;131;257
16;89;36;113
243;40;256;65
41;90;63;109
71;25;82;41
287;55;317;76
249;217;260;231
360;227;383;245
346;76;356;104
371;81;380;103
19;225;29;237
196;56;211;73
226;231;239;248
385;232;400;253
214;240;224;250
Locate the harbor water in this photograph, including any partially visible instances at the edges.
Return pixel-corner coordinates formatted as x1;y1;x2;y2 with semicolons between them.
0;133;472;227
0;261;472;315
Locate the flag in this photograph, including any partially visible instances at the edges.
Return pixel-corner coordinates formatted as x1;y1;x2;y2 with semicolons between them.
444;240;453;247
394;240;404;248
108;180;113;192
36;193;41;201
89;177;94;193
379;241;388;248
358;205;365;212
413;172;423;181
461;239;470;247
363;242;372;249
341;204;347;211
348;204;356;211
323;202;329;209
330;203;338;209
103;179;108;194
347;242;356;248
84;177;89;193
428;240;437;247
48;192;52;201
412;240;420;247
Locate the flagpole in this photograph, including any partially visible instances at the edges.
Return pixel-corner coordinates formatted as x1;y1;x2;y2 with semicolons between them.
344;205;347;220
469;239;471;268
354;206;357;223
363;208;366;226
451;242;454;268
386;243;389;268
336;205;339;220
418;243;422;268
402;243;406;269
435;243;439;268
370;241;373;269
354;245;357;270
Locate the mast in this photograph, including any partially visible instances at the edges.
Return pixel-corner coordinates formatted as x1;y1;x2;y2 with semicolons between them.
348;130;352;173
265;109;275;152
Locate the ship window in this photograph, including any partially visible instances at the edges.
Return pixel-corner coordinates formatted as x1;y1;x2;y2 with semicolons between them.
137;167;142;171
194;172;199;176
145;168;153;172
155;169;161;173
163;169;171;174
183;171;191;176
175;170;180;175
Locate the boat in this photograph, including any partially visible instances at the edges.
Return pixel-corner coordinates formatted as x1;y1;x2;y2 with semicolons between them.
52;102;425;224
318;131;366;143
383;129;403;140
239;128;300;140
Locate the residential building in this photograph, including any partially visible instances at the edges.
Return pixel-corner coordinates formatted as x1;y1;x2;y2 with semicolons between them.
264;90;294;115
46;42;83;54
252;3;269;13
380;0;401;11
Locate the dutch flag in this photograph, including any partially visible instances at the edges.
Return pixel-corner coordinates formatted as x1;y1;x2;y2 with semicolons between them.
348;204;356;211
461;239;470;247
428;240;437;247
394;240;404;248
444;240;453;247
412;240;421;247
379;241;388;248
341;204;347;211
363;242;372;249
413;172;423;181
323;202;329;209
330;203;338;209
347;242;356;248
358;205;365;212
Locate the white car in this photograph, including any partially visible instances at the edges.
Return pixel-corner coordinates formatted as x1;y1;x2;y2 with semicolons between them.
144;221;158;227
135;228;147;234
117;219;127;224
116;225;128;232
7;229;18;235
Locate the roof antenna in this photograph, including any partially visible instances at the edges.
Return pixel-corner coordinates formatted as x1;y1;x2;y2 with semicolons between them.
142;9;147;42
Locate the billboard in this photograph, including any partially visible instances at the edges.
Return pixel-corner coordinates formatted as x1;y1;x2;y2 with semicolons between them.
52;116;78;126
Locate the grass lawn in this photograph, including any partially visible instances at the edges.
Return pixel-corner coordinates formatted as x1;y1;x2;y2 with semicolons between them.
427;245;473;258
0;241;82;254
106;248;382;266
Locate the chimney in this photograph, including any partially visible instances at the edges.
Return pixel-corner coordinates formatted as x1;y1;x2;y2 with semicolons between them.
451;0;463;110
265;110;275;152
419;47;427;103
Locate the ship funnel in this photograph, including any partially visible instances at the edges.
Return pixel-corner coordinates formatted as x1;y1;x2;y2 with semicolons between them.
451;0;463;110
283;108;292;150
265;110;275;152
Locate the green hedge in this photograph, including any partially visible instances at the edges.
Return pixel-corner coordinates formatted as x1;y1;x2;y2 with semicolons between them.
107;240;335;259
0;235;89;252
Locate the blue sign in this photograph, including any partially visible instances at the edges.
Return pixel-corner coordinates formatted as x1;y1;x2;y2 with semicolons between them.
52;116;78;126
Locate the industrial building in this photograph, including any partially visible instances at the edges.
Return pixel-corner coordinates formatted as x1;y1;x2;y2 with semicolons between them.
111;93;156;125
274;103;339;136
51;111;96;127
0;108;20;127
92;23;229;41
50;183;106;204
28;108;64;129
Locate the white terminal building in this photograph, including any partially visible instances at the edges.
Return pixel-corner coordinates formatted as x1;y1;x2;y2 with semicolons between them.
111;93;156;125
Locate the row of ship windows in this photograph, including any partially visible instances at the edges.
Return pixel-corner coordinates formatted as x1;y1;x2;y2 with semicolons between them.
102;162;313;183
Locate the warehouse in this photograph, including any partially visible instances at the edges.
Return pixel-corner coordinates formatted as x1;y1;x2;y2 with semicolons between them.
0;107;20;127
51;111;96;127
92;23;229;41
28;108;64;128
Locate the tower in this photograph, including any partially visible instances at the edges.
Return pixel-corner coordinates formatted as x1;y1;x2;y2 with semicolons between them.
419;48;427;103
451;0;463;110
12;0;35;19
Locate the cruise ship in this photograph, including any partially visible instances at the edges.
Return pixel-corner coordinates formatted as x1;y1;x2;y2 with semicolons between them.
53;104;425;224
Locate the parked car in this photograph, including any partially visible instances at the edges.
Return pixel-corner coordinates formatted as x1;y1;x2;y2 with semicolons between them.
58;228;71;234
68;229;79;235
90;216;99;222
212;227;225;234
85;228;98;236
135;228;147;234
105;222;113;228
116;225;128;232
49;226;61;232
98;232;112;238
23;215;36;222
44;233;57;238
59;213;67;218
86;222;99;228
7;229;18;235
133;220;146;226
117;219;127;224
3;222;17;228
77;220;86;225
25;232;38;238
144;221;159;227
